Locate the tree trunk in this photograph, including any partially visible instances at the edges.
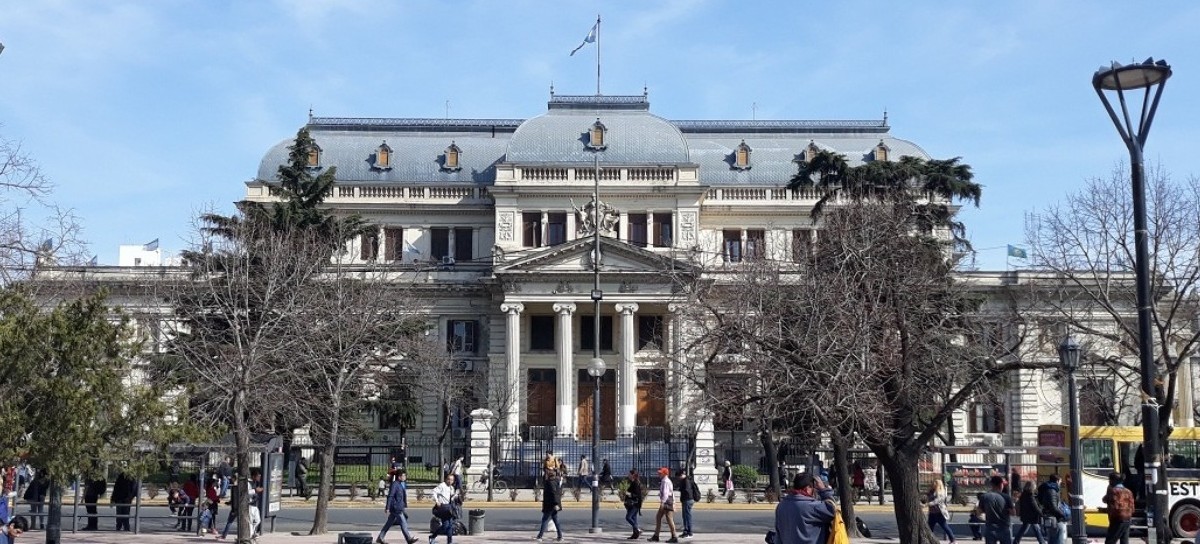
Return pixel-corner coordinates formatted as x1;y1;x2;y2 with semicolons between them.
877;448;937;544
44;483;63;544
310;443;335;534
760;429;779;496
830;433;860;537
234;390;253;544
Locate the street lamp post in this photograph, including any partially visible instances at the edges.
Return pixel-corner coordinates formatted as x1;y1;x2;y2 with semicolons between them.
1093;58;1171;544
588;356;606;533
1059;335;1086;544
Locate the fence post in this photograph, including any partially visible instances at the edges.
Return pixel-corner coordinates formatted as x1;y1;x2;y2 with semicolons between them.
693;411;719;496
467;409;494;498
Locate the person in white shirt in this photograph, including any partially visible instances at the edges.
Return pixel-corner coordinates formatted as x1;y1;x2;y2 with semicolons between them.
576;456;591;491
648;467;678;543
430;474;458;544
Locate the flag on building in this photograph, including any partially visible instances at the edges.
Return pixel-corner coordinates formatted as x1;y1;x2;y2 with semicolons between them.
1007;245;1027;259
570;20;598;56
88;255;99;266
144;238;160;251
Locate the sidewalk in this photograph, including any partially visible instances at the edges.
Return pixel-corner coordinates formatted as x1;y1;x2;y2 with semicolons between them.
52;530;897;544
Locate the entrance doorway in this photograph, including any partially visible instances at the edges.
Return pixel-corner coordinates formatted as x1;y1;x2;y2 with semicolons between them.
636;369;667;428
527;369;557;434
577;369;616;440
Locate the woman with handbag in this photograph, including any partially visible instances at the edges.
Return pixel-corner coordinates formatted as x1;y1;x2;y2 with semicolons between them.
624;470;644;539
1014;481;1047;544
430;474;458;544
926;480;956;543
647;467;678;543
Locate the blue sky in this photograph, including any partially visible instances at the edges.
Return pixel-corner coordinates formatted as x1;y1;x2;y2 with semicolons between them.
1;1;1198;270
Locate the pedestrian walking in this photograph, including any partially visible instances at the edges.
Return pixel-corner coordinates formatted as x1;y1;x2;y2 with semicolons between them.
534;477;563;542
295;456;310;498
217;457;232;499
180;474;198;533
81;476;107;531
376;470;418;544
721;461;733;497
202;476;219;534
926;479;956;543
677;470;700;538
449;457;464;492
1014;480;1047;544
978;475;1015;544
624;470;644;539
773;473;835;544
430;473;458;544
21;473;47;530
601;459;614;494
1036;475;1067;544
647;467;678;543
577;456;591;492
1102;472;1134;544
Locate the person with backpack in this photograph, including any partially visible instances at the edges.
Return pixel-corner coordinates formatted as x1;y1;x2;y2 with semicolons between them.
977;475;1015;544
624;470;645;540
1102;472;1134;544
1036;475;1066;544
1013;481;1046;544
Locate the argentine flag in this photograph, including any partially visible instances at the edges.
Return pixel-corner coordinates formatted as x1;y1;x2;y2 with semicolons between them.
570;22;597;56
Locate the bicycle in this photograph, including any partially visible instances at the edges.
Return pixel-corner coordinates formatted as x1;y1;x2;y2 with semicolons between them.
470;474;508;494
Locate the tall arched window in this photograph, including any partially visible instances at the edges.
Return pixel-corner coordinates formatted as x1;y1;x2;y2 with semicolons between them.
873;140;890;162
306;143;322;168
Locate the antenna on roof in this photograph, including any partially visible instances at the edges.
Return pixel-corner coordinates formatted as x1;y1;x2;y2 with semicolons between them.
643;83;648;98
550;81;555;97
883;108;888;126
308;105;314;123
752;102;758;121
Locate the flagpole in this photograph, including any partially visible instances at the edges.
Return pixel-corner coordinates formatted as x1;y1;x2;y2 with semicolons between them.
595;14;601;96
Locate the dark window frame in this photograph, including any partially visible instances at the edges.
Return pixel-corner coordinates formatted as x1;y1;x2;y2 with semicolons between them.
529;315;555;351
580;314;614;351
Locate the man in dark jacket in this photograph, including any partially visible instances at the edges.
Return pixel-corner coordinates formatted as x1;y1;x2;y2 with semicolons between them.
111;472;138;531
774;473;835;544
376;470;418;544
677;470;701;538
82;476;107;531
1037;475;1066;543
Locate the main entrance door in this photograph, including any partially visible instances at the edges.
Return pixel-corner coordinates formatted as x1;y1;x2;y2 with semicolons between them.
636;369;667;428
577;369;616;440
527;369;557;436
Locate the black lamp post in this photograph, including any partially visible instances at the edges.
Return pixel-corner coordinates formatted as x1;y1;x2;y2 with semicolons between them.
588;356;606;533
1093;58;1171;544
588;142;605;534
1059;335;1086;544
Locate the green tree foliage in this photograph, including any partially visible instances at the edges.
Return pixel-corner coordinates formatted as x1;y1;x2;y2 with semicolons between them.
0;288;177;541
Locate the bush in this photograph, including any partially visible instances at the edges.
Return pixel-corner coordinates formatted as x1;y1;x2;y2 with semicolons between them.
731;465;759;490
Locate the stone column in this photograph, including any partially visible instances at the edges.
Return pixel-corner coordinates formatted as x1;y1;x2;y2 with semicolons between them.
466;408;495;496
500;302;524;436
615;302;639;437
692;409;720;496
553;302;577;437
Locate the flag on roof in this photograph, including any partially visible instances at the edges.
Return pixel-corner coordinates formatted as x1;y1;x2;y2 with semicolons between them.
1007;245;1027;259
570;20;598;56
144;238;159;251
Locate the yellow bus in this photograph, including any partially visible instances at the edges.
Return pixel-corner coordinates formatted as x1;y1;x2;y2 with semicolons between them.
1037;424;1200;539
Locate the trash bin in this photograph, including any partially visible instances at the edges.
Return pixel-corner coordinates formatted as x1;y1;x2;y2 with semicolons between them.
468;509;486;535
339;532;374;544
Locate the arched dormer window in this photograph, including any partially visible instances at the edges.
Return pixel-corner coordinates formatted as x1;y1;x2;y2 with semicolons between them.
442;142;462;172
873;140;890;162
733;140;752;170
804;140;821;163
374;141;393;170
586;118;607;150
306;143;322;168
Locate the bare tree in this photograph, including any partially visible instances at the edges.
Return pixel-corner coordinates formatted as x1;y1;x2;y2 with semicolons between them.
0;131;85;283
1025;164;1200;472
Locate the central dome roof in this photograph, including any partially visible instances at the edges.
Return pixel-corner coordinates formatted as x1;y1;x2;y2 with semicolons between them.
506;95;691;164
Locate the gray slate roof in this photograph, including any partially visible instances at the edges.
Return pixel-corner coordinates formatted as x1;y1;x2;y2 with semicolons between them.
254;95;929;186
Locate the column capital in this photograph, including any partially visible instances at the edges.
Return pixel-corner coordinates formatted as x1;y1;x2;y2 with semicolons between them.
552;302;577;315
500;302;525;315
667;302;685;314
615;302;639;315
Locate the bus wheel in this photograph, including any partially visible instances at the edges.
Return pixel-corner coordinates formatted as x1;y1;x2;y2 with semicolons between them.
1170;501;1200;539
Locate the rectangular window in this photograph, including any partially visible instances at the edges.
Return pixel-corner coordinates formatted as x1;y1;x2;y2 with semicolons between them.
652;213;673;248
430;228;450;260
969;402;1005;433
637;315;664;351
723;229;742;262
628;213;648;247
454;228;473;262
446;320;479;354
360;231;379;261
792;229;812;263
529;315;555;351
523;212;543;248
745;229;765;260
384;227;404;262
580;315;613;351
547;213;567;246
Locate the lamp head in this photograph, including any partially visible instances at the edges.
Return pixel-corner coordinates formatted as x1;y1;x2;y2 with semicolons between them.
1093;58;1171;91
1058;335;1080;372
588;357;606;377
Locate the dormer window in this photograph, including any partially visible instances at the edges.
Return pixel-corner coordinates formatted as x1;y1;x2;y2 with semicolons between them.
873;140;890;162
306;143;322;168
804;140;821;163
733;140;752;170
442;142;462;172
374;141;392;170
587;119;607;150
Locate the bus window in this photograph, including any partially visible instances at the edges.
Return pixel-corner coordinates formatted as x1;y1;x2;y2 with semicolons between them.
1081;439;1114;469
1169;440;1200;468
